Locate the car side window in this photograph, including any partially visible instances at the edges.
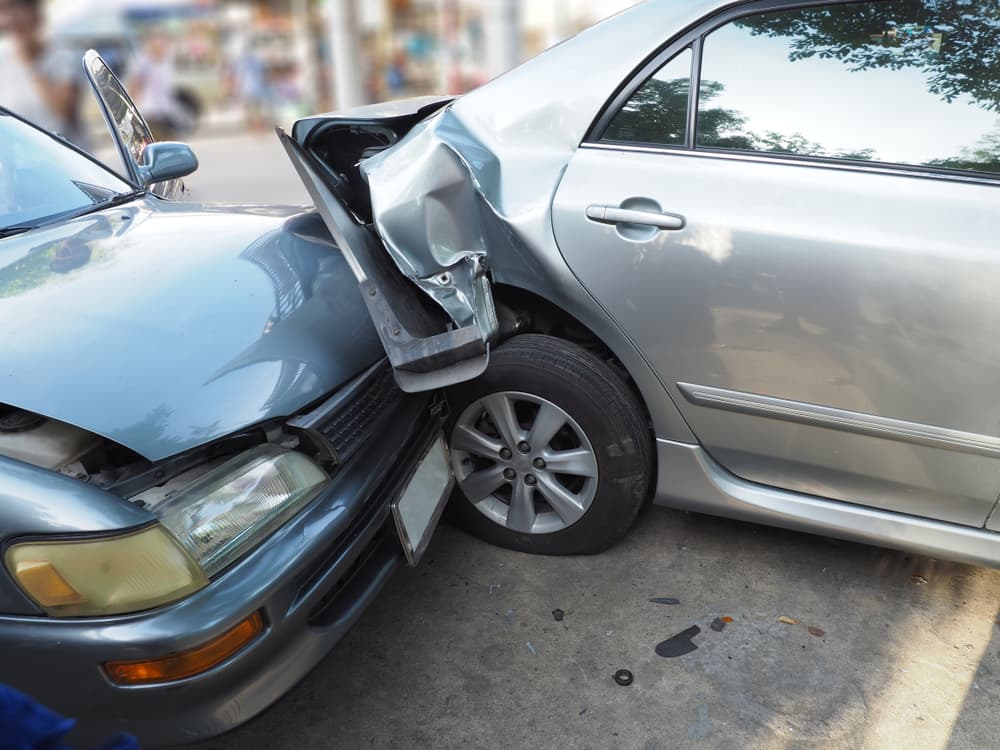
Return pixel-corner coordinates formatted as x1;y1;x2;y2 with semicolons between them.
603;48;692;147
696;1;1000;175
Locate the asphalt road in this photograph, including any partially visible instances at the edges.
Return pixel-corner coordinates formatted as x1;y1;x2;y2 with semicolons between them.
184;513;1000;750
178;133;1000;750
186;131;311;207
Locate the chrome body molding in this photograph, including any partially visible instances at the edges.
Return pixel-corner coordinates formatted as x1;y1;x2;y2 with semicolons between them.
653;439;1000;569
677;383;1000;459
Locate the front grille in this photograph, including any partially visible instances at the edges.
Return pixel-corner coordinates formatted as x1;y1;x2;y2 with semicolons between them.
290;379;438;623
288;360;406;464
300;409;439;623
319;363;402;460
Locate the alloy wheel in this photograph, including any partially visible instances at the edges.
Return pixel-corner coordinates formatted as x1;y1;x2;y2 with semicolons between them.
449;391;599;534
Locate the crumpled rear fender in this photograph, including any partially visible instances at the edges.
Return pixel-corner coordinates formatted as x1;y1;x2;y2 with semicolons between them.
361;112;502;333
279;129;494;393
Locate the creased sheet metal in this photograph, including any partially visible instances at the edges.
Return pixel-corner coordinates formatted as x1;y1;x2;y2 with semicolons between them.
360;0;724;334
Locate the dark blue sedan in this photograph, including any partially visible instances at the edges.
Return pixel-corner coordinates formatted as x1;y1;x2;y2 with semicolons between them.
0;53;452;745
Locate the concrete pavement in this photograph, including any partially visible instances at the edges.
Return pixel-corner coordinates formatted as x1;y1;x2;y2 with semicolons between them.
186;508;1000;749
186;132;311;206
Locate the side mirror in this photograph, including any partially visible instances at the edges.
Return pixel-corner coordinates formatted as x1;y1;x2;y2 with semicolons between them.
139;142;198;186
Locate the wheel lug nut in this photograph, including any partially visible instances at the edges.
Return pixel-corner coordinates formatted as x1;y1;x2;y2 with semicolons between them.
524;474;537;486
499;447;513;461
517;441;531;454
532;457;546;469
503;468;517;481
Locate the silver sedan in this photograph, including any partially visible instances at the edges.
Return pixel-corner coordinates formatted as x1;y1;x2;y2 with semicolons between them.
287;0;1000;567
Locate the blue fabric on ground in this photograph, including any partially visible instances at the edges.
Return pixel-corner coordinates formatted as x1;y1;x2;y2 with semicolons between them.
0;685;139;750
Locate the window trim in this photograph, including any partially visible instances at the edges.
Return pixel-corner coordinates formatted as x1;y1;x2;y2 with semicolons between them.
686;37;704;150
581;141;1000;188
600;44;696;150
586;0;843;144
584;0;1000;186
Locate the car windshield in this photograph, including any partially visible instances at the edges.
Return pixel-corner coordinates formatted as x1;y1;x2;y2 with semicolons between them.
0;112;136;235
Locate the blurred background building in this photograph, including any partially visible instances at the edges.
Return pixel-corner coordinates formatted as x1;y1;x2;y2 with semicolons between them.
30;0;635;136
0;0;634;203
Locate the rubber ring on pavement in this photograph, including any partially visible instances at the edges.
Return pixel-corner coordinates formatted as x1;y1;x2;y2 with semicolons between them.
613;669;634;686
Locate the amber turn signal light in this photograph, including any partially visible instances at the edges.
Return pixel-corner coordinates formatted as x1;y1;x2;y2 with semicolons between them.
104;611;264;686
14;561;84;607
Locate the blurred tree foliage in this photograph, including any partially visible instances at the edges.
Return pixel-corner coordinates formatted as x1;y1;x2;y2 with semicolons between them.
928;127;1000;171
604;77;754;148
603;1;1000;172
735;1;1000;111
0;245;56;299
603;76;689;145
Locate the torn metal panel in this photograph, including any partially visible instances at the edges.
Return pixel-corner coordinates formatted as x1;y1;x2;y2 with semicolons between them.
280;131;491;392
291;95;455;145
361;116;499;332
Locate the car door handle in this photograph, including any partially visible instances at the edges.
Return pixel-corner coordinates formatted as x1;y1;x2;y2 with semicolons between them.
586;205;685;231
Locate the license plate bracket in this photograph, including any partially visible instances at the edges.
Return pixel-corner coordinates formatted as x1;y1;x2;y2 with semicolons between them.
391;434;454;566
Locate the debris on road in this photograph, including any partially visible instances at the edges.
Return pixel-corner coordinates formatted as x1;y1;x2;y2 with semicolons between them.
613;669;634;686
710;617;731;632
911;574;928;585
777;616;799;625
526;642;537;657
648;597;681;605
552;609;565;622
808;626;826;637
655;625;702;658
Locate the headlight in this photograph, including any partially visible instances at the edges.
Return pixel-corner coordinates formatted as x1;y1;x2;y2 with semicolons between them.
5;526;208;617
4;445;326;618
155;444;327;577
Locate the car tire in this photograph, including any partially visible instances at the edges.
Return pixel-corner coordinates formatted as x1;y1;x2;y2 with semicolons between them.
445;334;653;555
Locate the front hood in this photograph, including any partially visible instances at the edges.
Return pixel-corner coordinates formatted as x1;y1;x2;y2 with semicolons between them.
0;196;382;460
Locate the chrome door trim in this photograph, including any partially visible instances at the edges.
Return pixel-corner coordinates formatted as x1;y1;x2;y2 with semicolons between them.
581;143;1000;188
653;439;1000;568
677;383;1000;458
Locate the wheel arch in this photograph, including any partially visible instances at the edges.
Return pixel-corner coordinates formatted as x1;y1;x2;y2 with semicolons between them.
490;282;696;445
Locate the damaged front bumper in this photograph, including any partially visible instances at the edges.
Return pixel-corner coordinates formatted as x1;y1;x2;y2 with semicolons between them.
1;389;440;746
279;98;498;393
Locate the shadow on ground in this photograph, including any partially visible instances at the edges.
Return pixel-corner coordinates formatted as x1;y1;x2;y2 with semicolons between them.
183;507;1000;749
